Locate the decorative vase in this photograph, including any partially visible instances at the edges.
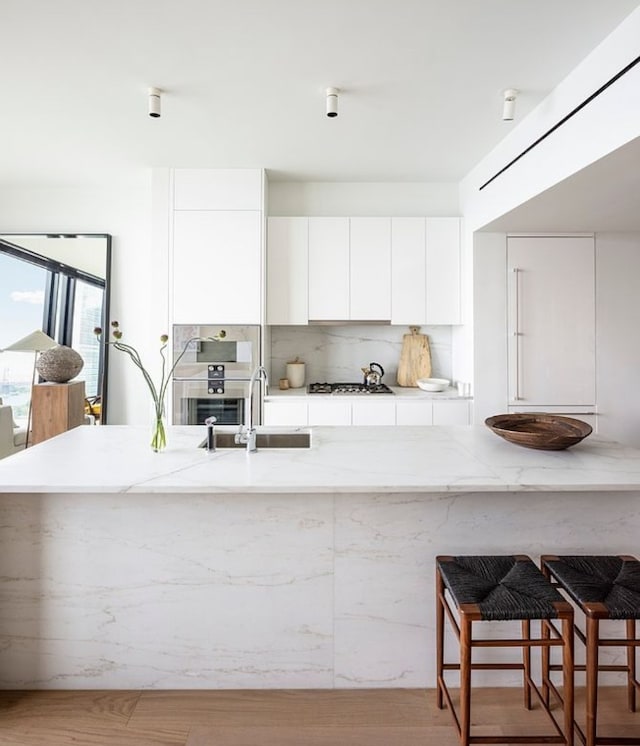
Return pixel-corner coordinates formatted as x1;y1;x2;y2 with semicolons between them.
36;345;84;383
151;406;167;452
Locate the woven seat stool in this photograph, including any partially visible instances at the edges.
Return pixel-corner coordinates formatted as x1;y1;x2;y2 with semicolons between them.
436;555;575;746
541;555;640;746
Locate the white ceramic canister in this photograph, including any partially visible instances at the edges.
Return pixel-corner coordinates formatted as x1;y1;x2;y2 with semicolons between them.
286;358;306;389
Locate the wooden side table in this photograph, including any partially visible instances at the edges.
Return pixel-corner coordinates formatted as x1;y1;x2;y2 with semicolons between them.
31;380;86;445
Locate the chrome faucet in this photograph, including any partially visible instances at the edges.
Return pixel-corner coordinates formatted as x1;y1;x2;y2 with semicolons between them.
235;365;269;452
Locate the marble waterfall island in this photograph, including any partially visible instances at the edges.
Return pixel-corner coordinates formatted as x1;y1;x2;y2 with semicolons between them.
1;424;639;689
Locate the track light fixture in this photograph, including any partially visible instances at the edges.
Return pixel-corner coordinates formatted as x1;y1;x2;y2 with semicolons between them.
326;87;339;118
148;87;161;118
502;88;518;121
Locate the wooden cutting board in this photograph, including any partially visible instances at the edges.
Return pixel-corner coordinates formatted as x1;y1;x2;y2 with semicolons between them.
397;327;432;387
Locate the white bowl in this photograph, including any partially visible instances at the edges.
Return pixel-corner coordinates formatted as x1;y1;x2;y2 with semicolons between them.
416;377;450;392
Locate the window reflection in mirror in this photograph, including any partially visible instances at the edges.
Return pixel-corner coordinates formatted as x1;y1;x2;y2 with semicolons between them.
0;234;111;424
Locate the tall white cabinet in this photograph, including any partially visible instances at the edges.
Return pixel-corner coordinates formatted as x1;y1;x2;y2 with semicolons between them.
308;218;350;320
391;217;462;325
266;217;309;325
268;215;462;325
507;235;595;407
170;169;264;325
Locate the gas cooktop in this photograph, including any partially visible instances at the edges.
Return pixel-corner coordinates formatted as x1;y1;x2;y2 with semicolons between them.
307;382;394;395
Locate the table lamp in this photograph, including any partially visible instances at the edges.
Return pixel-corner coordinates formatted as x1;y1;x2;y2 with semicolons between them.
1;330;57;449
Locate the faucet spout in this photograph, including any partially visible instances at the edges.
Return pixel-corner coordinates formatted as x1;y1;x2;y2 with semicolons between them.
235;365;269;452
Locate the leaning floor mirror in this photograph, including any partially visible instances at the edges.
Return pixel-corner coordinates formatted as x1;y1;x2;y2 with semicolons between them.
0;234;112;425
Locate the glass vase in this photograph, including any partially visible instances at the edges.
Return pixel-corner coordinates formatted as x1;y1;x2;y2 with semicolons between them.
151;406;167;452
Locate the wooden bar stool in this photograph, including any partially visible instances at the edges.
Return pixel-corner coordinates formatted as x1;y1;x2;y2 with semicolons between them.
541;555;640;746
436;554;575;746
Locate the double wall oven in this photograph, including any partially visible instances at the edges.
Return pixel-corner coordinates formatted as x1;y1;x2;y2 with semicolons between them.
172;325;261;426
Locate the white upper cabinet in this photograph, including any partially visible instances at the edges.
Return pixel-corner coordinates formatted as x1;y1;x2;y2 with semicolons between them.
391;218;426;325
308;217;350;320
391;217;462;325
266;217;308;325
173;169;263;210
350;218;391;320
172;210;262;324
425;218;462;324
507;235;595;406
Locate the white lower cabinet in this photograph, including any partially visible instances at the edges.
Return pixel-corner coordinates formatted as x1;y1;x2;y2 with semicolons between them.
433;400;471;425
263;398;471;426
263;400;308;426
396;400;434;425
352;400;396;426
308;399;352;426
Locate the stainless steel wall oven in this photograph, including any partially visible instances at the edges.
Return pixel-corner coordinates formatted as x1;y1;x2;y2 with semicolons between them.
171;325;261;426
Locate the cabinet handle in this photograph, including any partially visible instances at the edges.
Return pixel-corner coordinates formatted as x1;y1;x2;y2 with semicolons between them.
511;268;522;401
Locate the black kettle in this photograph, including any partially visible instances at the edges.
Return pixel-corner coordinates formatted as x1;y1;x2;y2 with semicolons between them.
362;362;384;387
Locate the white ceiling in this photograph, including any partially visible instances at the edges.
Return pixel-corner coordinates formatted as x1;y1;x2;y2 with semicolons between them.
2;0;638;187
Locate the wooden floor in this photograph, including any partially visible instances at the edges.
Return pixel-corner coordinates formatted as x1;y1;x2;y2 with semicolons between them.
0;688;637;745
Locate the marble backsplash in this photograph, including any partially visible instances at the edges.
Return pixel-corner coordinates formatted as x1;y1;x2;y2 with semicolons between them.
269;325;452;385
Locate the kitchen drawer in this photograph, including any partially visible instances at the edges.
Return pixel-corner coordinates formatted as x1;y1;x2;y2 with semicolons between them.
352;399;396;426
263;400;308;426
432;400;471;425
308;399;351;426
395;400;434;426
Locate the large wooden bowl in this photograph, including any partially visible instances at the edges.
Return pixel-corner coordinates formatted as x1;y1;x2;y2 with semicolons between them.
485;413;593;451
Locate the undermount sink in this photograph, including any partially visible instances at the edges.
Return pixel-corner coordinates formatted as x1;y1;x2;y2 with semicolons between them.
199;430;311;450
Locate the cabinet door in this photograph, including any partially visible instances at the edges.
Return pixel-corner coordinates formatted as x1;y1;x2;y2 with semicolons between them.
432;401;470;425
507;236;595;406
173;169;263;210
263;400;308;426
172;211;262;324
307;399;351;425
308;218;349;320
350;218;391;320
266;217;308;324
395;400;433;425
391;218;426;325
425;218;461;324
351;399;396;426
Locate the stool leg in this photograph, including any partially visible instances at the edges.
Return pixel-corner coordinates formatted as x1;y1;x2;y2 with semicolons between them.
627;618;637;713
436;568;445;710
541;564;551;707
541;618;551;707
460;616;472;746
522;619;532;710
562;615;575;746
585;617;599;746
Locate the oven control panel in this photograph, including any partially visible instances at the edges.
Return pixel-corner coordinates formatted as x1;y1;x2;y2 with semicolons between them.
207;364;225;394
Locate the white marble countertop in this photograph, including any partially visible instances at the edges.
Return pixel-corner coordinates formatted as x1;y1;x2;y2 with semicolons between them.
265;385;469;400
1;424;640;494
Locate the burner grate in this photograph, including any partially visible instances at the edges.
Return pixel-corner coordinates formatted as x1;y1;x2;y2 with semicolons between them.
307;382;393;395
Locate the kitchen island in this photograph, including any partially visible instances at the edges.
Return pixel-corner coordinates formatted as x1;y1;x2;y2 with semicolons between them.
1;424;639;689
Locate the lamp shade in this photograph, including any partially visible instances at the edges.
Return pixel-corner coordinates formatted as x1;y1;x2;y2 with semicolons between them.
1;330;57;353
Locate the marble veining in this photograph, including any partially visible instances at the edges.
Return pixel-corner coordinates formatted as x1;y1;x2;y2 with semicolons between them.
1;427;640;689
269;324;452;384
2;425;640;494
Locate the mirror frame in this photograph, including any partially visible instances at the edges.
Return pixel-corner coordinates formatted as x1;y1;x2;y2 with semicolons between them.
0;233;112;423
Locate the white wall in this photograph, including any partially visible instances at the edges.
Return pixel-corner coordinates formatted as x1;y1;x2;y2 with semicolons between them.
0;180;153;425
268;181;460;217
595;232;640;446
472;233;508;423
